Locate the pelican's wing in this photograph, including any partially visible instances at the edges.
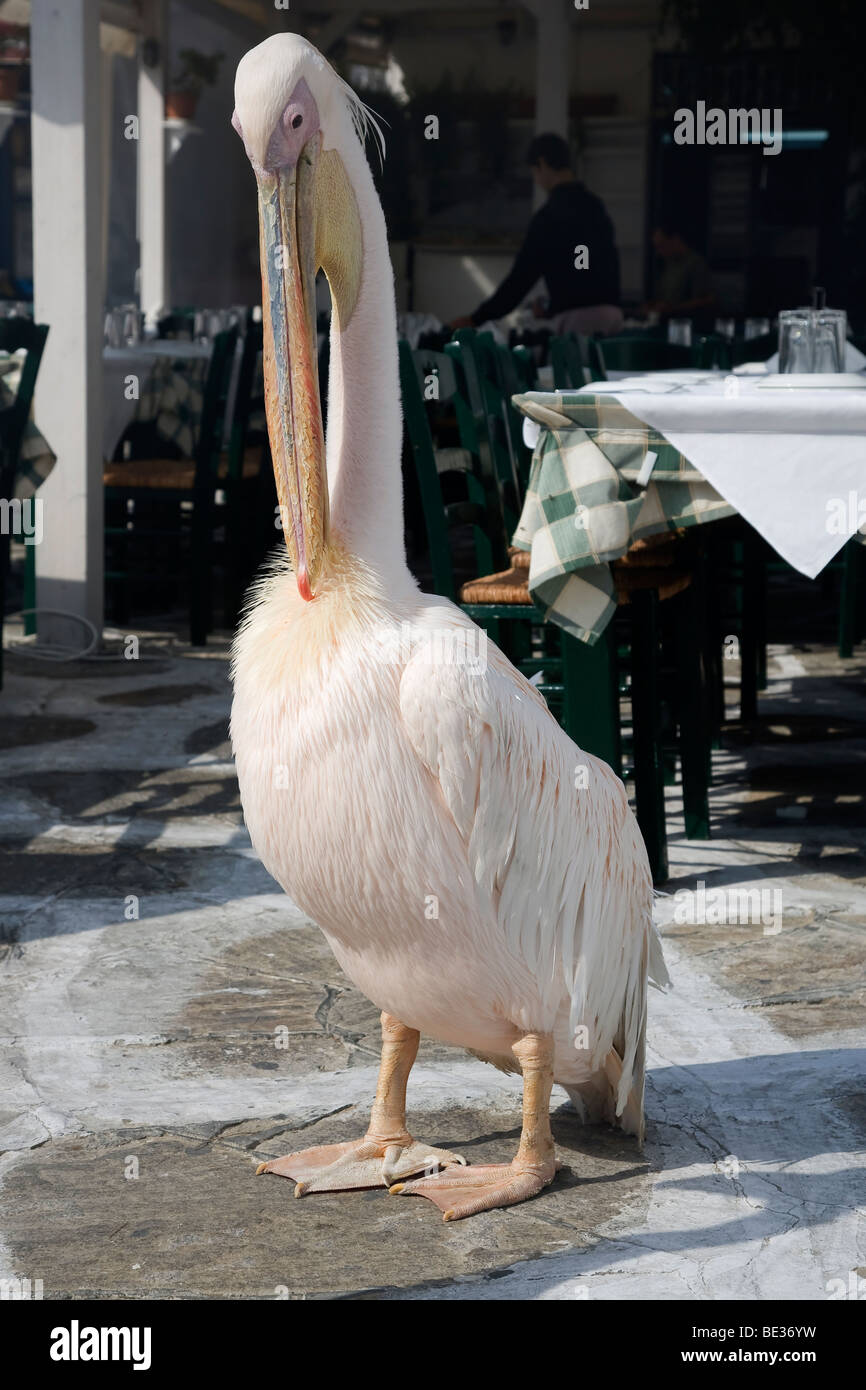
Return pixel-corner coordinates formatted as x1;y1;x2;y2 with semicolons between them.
399;626;660;1117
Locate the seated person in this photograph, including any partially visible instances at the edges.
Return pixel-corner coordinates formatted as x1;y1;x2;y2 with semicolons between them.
644;223;715;319
451;132;623;338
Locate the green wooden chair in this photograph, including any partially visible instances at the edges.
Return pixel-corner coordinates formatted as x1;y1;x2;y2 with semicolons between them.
398;339;496;602
484;335;537;495
104;325;239;645
550;333;593;389
0;316;49;686
511;344;539;393
446;328;524;536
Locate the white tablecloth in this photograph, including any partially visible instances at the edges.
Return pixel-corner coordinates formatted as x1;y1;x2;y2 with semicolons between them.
577;369;866;577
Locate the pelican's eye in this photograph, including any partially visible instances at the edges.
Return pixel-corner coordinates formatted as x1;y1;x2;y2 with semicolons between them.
291;113;303;129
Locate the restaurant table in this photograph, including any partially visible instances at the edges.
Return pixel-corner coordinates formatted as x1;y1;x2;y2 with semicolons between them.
103;339;213;460
0;351;56;497
513;366;866;645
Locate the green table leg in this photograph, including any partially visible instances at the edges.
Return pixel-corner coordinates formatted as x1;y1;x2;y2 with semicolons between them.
629;589;668;885
839;539;862;659
740;529;762;722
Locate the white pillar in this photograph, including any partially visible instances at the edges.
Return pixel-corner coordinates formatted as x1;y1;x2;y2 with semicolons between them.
31;0;104;644
138;0;167;326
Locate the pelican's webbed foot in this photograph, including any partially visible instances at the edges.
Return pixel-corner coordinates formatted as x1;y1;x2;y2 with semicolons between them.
391;1030;559;1222
256;1010;465;1196
390;1156;556;1220
257;1135;465;1195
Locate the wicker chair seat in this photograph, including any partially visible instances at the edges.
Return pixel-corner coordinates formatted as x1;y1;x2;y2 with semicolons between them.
104;445;263;490
460;566;534;604
461;554;692;608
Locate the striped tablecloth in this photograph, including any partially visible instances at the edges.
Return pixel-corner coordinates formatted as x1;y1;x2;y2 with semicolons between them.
511;389;736;645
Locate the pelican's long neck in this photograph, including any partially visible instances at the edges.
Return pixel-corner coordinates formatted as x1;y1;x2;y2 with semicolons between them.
323;131;412;593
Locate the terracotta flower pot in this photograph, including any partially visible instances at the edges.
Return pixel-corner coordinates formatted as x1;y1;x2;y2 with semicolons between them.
0;67;21;102
165;90;197;121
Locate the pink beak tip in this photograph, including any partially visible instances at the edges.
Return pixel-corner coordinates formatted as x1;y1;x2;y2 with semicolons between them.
297;567;314;602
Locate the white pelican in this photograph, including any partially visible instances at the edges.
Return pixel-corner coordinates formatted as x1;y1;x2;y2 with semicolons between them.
230;33;668;1221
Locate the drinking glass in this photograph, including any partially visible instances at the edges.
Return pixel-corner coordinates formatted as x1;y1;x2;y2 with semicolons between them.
668;317;692;347
104;309;125;348
816;309;846;372
778;311;813;373
122;306;142;345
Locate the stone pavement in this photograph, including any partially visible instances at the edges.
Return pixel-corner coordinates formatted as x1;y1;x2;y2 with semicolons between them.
0;621;864;1300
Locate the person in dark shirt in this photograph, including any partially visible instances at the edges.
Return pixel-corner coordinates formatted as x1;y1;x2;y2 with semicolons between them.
451;132;623;336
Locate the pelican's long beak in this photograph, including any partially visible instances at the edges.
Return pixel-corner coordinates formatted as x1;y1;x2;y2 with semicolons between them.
256;132;327;601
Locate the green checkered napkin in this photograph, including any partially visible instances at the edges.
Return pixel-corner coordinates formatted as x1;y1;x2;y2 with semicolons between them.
511;390;736;645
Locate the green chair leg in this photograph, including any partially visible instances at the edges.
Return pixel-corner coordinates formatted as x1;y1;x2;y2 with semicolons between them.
560;623;621;777
501;616;531;667
23;540;36;637
629;590;668;885
189;492;212;646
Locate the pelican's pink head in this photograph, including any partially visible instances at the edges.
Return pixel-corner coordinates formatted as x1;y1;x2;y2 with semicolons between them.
232;35;368;601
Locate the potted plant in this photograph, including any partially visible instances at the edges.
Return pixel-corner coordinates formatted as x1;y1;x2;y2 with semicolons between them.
0;22;29;103
165;48;224;121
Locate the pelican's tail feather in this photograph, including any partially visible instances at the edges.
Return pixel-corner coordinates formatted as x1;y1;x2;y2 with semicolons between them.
558;784;670;1144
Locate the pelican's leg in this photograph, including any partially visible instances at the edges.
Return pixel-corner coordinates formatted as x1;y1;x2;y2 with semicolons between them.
390;1031;558;1221
256;1012;465;1195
